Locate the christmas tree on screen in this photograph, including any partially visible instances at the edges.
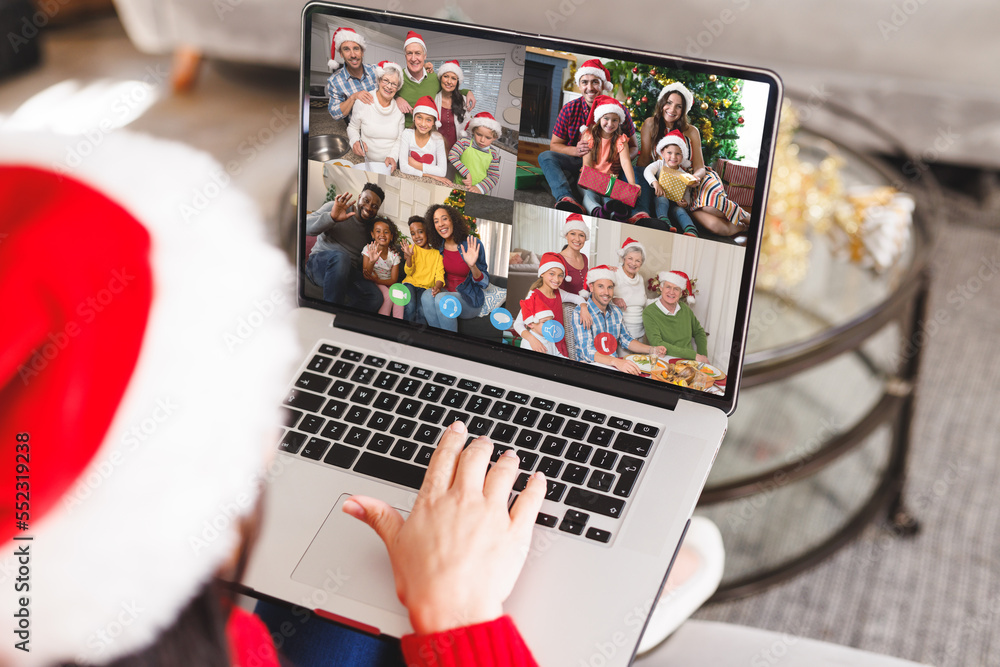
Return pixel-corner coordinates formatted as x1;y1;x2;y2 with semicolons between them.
604;62;746;167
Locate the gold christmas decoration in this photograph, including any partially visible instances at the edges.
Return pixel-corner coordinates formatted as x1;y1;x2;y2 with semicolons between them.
723;98;732;108
700;101;709;110
709;74;718;82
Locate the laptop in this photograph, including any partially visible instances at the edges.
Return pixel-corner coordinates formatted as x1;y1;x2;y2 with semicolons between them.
237;2;782;664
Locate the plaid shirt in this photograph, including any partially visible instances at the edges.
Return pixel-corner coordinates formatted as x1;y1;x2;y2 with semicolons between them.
326;63;378;120
551;97;637;147
571;300;634;363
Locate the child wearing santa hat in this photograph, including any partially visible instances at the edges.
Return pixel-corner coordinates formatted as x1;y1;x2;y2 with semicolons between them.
398;95;451;185
515;252;587;358
642;130;703;236
449;112;503;195
579;95;637;221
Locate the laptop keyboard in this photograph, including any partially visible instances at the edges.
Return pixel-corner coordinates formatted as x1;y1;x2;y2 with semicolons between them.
278;342;660;546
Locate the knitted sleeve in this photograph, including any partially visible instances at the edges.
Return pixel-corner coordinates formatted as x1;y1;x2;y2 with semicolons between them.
400;616;538;667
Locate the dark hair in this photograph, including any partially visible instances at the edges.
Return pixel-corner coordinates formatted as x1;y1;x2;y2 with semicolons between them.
370;215;402;253
424;203;470;248
650;90;690;151
449;88;467;125
407;215;426;228
587;115;624;167
361;181;385;203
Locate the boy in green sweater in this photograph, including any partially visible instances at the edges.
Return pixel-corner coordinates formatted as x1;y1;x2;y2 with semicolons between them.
642;270;709;362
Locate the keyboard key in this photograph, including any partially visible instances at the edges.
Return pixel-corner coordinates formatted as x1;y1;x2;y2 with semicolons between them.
323;444;358;469
373;372;399;391
538;414;564;433
588;470;615;492
415;446;435;466
299;414;325;434
344;427;370;447
489;401;517;421
363;355;386;368
556;403;581;417
296;372;332;393
466;396;492;415
341;350;363;362
388;361;409;374
390;418;416;438
516;450;538;471
284;390;325;413
513;407;540;428
563;420;588;440
587;426;615;447
612;432;654;457
350;386;377;405
565;487;625;518
301;437;330;460
410;366;433;380
634;423;659;438
531;397;555;411
609;417;633;431
442;389;468;409
321;422;346;441
613;456;644;498
591;449;618;470
280;407;302;428
506;390;530;404
544;480;567;502
328;380;353;400
458;379;480;392
491;443;513;462
538;457;563;478
329;360;354;378
321;399;347;420
443;410;469;427
353;453;425;490
586;527;612;543
515;430;542;450
414;424;442;444
350;366;376;384
367;411;393;432
418;384;445;402
318;344;341;356
482;384;505;398
397;378;422;396
396;398;422;417
367;434;394;453
373;392;399;411
278;430;306;454
514;472;531;492
491;423;517;443
307;355;333;373
566;442;593;463
540;436;567;457
419;404;446;424
536;513;558;528
559;509;589;535
345;406;371;425
468;416;494;436
433;372;456;386
562;464;588;485
391;440;418;461
581;410;606;424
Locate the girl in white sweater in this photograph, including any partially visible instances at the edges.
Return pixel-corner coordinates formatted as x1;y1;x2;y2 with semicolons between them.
347;61;405;170
398;96;451;185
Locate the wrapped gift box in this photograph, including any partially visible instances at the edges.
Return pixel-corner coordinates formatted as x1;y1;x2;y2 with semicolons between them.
515;161;545;189
714;158;758;187
578;166;640;207
724;183;755;209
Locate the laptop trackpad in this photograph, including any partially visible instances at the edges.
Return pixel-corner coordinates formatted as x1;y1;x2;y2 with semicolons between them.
291;494;409;615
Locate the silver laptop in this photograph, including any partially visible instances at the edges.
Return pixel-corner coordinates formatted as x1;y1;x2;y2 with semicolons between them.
238;3;781;664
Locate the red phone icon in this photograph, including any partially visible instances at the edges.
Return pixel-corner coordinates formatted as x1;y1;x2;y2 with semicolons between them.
595;333;617;355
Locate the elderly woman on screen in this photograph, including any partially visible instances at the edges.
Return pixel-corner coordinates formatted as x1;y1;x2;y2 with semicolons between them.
347;60;406;171
611;237;649;340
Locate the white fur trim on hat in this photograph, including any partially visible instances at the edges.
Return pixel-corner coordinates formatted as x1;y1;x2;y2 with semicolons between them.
538;260;564;276
655;133;691;169
0;129;297;666
658;82;694;116
587;266;617;287
658;270;687;289
330;28;366;71
467;113;501;138
376;61;405;85
562;214;590;240
524;308;555;325
437;60;464;87
592;102;625;126
618;238;645;259
404;31;426;52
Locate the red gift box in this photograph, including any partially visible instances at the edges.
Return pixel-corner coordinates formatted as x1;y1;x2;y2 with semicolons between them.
578;166;640;207
714;159;758;187
724;183;754;209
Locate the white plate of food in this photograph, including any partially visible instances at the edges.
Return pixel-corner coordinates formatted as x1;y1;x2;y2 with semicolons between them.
627;354;670;374
669;358;727;383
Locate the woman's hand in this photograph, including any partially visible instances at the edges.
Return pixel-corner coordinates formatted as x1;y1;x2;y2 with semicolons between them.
396;97;413;114
696;354;709;364
465;91;477;110
352;140;368;157
579;305;593;329
522;330;547;354
431;281;443;297
342;421;546;634
462;236;481;268
385;157;397;172
613;297;627;309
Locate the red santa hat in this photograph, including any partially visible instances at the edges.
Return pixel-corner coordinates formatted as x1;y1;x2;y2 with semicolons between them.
657;81;694;116
580;94;627;134
575;58;614;93
375;60;405;84
562;212;590;240
658;270;696;305
412;95;441;128
403;30;427;52
587;265;617;290
0;129;296;666
329;27;367;71
538;251;566;277
617;237;646;259
463;111;502;139
437;59;464;87
519;292;555;327
655;129;691;169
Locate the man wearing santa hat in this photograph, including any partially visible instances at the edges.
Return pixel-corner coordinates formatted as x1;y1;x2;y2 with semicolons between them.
394;30;475;128
571;266;666;374
326;27;378;122
537;59;642;220
642;270;709;363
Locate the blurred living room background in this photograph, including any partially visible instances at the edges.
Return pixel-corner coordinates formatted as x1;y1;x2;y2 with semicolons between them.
1;1;997;665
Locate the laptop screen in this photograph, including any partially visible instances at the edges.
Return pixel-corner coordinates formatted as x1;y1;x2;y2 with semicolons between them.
300;3;781;413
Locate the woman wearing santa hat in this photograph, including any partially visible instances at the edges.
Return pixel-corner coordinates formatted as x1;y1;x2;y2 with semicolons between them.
642;270;709;362
611;237;651;340
434;59;468;154
554;212;591;297
347;60;406;171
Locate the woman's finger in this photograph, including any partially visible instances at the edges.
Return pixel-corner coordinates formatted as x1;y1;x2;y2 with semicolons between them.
482;448;520;502
509;471;546;536
451;436;494;494
419;421;468;501
342;495;405;549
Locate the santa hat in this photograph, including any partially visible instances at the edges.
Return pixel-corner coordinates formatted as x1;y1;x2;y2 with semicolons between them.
658;270;696;305
0;129;296;665
403;30;426;52
562;213;590;240
437;59;464;87
655;129;691;169
657;82;694;116
617;237;645;259
538;251;566;277
587;265;617;289
412;95;441;128
375;60;405;84
463;111;502;139
519;293;555;327
329;27;366;71
575;58;614;93
580;94;626;134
